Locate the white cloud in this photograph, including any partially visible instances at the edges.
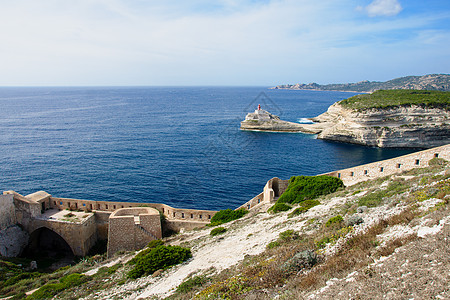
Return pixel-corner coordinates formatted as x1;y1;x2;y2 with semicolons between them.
365;0;403;17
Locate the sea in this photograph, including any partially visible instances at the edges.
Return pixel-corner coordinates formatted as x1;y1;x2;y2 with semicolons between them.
0;87;418;211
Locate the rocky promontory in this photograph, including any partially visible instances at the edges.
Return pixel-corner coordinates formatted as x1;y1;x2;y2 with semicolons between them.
304;90;450;148
240;105;306;132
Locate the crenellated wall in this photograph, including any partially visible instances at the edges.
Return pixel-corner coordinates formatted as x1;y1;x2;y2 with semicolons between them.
322;144;450;186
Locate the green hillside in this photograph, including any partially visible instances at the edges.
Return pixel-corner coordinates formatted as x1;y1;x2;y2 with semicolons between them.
338;90;450;111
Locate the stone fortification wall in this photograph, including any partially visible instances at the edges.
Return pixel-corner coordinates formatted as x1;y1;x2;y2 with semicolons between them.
0;194;16;230
50;197;217;225
322;144;450;186
30;213;97;256
237;177;290;211
107;207;162;258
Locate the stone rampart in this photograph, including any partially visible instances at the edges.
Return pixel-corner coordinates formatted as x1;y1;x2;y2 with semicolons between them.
0;194;16;230
107;207;162;258
50;197;217;225
29;213;97;256
321;144;450;186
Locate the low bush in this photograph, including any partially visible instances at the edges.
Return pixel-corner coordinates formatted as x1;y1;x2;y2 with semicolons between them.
176;275;208;293
210;227;227;236
280;250;318;274
147;239;165;248
325;215;344;227
209;209;248;226
128;245;192;279
279;230;299;242
266;241;281;249
268;203;292;213
428;157;448;166
288;206;308;217
277;175;344;205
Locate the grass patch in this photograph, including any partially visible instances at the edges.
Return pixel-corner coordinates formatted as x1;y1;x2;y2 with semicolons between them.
325;215;344;227
27;273;88;300
210;227;227;236
176;275;208;293
268;202;292;214
288;200;321;217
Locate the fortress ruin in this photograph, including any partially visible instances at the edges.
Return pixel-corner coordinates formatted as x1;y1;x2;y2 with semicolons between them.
1;144;449;258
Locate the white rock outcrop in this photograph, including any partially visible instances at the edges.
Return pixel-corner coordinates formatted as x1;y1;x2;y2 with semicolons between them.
240;107;306;132
307;103;450;148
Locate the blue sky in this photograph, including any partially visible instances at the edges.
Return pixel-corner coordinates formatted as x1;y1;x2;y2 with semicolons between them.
0;0;449;86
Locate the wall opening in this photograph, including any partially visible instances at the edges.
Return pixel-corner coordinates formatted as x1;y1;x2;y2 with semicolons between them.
415;159;420;165
23;227;74;270
434;153;439;158
271;179;280;197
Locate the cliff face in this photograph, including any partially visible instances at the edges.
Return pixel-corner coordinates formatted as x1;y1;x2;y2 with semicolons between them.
310;103;450;147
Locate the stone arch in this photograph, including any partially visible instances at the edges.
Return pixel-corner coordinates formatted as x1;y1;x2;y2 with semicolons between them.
24;226;75;258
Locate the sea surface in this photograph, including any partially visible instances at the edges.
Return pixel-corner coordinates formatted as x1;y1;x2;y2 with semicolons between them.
0;87;418;210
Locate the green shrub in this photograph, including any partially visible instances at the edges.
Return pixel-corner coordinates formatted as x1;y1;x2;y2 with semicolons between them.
268;203;292;214
209;209;248;226
279;230;299;242
147;239;165;248
128;245;192;279
299;199;321;208
325;215;344;227
128;240;165;265
288;206;308;217
176;275;208;293
266;241;281;249
210;227;227;236
277;175;344;205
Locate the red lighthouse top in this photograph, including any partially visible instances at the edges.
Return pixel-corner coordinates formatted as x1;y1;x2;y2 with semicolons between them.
258;104;261;110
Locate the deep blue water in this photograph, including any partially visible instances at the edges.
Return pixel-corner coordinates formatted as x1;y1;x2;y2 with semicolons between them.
0;87;417;210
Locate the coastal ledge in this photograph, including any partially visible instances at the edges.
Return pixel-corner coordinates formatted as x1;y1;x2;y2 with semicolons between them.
240;104;312;132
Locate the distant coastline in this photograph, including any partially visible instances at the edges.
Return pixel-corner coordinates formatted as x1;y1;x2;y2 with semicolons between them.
271;74;450;93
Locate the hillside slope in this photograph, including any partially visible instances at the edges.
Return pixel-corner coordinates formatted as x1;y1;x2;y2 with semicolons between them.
272;74;450;92
3;159;449;300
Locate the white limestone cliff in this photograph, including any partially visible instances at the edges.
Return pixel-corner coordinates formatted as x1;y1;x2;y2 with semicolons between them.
308;103;450;148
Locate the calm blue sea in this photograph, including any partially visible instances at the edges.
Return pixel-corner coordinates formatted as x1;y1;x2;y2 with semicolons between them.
0;87;417;210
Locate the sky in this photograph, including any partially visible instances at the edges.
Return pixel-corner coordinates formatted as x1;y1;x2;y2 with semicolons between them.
0;0;449;86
